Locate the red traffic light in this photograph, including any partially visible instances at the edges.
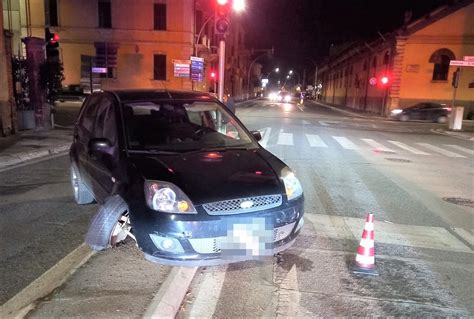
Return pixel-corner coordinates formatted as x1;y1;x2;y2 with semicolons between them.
217;0;229;5
50;32;60;44
210;71;216;79
380;76;389;85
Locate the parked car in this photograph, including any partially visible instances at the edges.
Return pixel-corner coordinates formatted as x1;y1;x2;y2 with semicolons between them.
390;102;451;123
57;84;87;102
70;89;304;267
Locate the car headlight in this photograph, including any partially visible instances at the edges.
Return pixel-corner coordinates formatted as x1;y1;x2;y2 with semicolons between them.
144;180;197;214
277;95;283;101
391;109;403;115
281;167;303;200
284;95;291;102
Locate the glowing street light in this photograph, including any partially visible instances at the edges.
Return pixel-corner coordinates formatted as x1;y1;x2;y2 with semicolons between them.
233;0;246;12
275;67;280;73
289;70;293;75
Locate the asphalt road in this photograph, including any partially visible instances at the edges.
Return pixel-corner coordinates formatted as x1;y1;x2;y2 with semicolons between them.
0;155;97;305
1;99;472;317
177;98;474;317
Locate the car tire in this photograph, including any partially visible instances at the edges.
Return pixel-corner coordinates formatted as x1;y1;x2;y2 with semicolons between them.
399;114;409;122
436;116;447;124
85;195;132;250
70;163;95;204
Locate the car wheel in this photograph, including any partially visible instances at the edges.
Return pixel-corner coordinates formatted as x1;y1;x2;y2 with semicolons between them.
436;116;447;124
85;195;134;250
70;163;94;204
399;114;409;122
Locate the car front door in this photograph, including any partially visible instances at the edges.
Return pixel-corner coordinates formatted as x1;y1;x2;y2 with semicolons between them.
87;94;119;203
407;103;425;120
73;95;101;191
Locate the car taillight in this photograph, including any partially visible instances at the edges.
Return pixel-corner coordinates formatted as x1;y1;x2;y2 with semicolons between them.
443;107;452;112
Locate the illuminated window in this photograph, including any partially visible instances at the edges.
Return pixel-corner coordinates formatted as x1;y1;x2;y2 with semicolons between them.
430;49;455;81
154;54;167;80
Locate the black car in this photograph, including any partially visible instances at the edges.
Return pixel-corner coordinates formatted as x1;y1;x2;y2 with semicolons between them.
390;102;451;123
70;89;304;267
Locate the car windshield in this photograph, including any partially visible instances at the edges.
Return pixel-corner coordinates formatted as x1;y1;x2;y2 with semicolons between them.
122;99;256;152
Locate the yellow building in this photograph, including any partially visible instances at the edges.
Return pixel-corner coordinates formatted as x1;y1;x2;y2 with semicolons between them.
319;1;474;117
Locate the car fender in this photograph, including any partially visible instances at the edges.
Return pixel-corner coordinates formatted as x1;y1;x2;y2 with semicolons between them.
85;195;129;251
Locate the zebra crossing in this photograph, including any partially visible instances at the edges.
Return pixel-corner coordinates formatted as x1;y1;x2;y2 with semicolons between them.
257;128;472;158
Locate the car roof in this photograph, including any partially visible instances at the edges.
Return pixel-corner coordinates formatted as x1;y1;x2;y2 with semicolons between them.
102;89;216;103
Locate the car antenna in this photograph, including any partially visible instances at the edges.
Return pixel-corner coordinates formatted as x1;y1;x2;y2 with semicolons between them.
161;81;172;99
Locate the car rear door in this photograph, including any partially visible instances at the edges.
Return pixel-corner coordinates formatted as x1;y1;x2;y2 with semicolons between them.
87;94;120;203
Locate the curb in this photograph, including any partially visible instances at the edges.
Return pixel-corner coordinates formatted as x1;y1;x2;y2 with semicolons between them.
431;128;474;141
0;143;70;169
309;100;388;120
143;266;198;319
0;243;95;318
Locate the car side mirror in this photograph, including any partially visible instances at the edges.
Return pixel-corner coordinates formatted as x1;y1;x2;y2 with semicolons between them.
88;138;113;156
251;130;262;141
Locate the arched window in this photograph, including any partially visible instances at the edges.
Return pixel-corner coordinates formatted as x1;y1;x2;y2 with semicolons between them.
429;48;455;81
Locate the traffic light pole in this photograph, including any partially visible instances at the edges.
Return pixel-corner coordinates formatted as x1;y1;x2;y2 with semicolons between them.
218;40;225;102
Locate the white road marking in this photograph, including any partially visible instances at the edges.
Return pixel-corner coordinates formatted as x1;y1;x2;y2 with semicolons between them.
278;132;294;145
318;121;329;126
305;134;328;148
361;138;395;152
332;136;358;150
302;120;311;125
188;266;227;317
444;144;474;156
305;214;472;253
387;141;431;155
258;127;272;148
416;143;466;158
451;228;474;246
275;264;300;317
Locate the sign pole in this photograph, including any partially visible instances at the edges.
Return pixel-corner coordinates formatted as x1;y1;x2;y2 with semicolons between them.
218;40;225;102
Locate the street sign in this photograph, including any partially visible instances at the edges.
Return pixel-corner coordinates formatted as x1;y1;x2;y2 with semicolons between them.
449;60;474;67
173;59;191;78
190;56;204;81
463;56;474;62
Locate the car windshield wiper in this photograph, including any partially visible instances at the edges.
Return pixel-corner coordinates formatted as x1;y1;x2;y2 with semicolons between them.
183;145;256;155
128;149;180;155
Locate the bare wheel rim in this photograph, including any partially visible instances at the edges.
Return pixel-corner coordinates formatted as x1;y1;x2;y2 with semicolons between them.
70;166;79;200
110;212;134;246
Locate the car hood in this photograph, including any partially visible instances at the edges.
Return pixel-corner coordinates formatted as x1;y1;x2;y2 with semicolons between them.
128;149;285;205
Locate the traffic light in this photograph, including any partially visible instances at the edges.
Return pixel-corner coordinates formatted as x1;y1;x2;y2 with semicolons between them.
380;76;389;85
215;0;231;35
45;28;60;63
452;68;460;88
210;71;216;79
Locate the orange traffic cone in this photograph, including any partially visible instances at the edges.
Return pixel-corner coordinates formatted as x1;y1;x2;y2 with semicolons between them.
352;213;378;275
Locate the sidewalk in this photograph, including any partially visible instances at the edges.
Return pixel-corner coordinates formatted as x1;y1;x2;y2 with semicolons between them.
0;128;73;170
309;100;474;140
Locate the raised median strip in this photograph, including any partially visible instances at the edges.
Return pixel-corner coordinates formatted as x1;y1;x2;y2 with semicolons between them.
143;266;198;319
0;143;71;170
0;243;95;318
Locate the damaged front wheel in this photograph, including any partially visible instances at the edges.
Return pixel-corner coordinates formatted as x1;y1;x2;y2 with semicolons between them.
85;195;135;251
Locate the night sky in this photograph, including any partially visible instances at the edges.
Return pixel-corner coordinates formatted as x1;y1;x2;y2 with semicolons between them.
241;0;451;73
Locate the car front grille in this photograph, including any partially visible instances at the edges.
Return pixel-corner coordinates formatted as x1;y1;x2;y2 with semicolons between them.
202;194;282;215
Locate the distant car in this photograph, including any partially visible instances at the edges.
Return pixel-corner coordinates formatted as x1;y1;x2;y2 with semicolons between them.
57;85;87;102
70;89;304;267
390;102;451;123
269;91;292;103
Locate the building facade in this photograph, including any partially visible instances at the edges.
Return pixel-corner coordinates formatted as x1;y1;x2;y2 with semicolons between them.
1;0;16;136
319;1;474;116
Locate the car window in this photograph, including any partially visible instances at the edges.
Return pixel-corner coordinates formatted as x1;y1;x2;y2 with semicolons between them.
122;100;255;152
93;97;117;144
78;95;101;133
